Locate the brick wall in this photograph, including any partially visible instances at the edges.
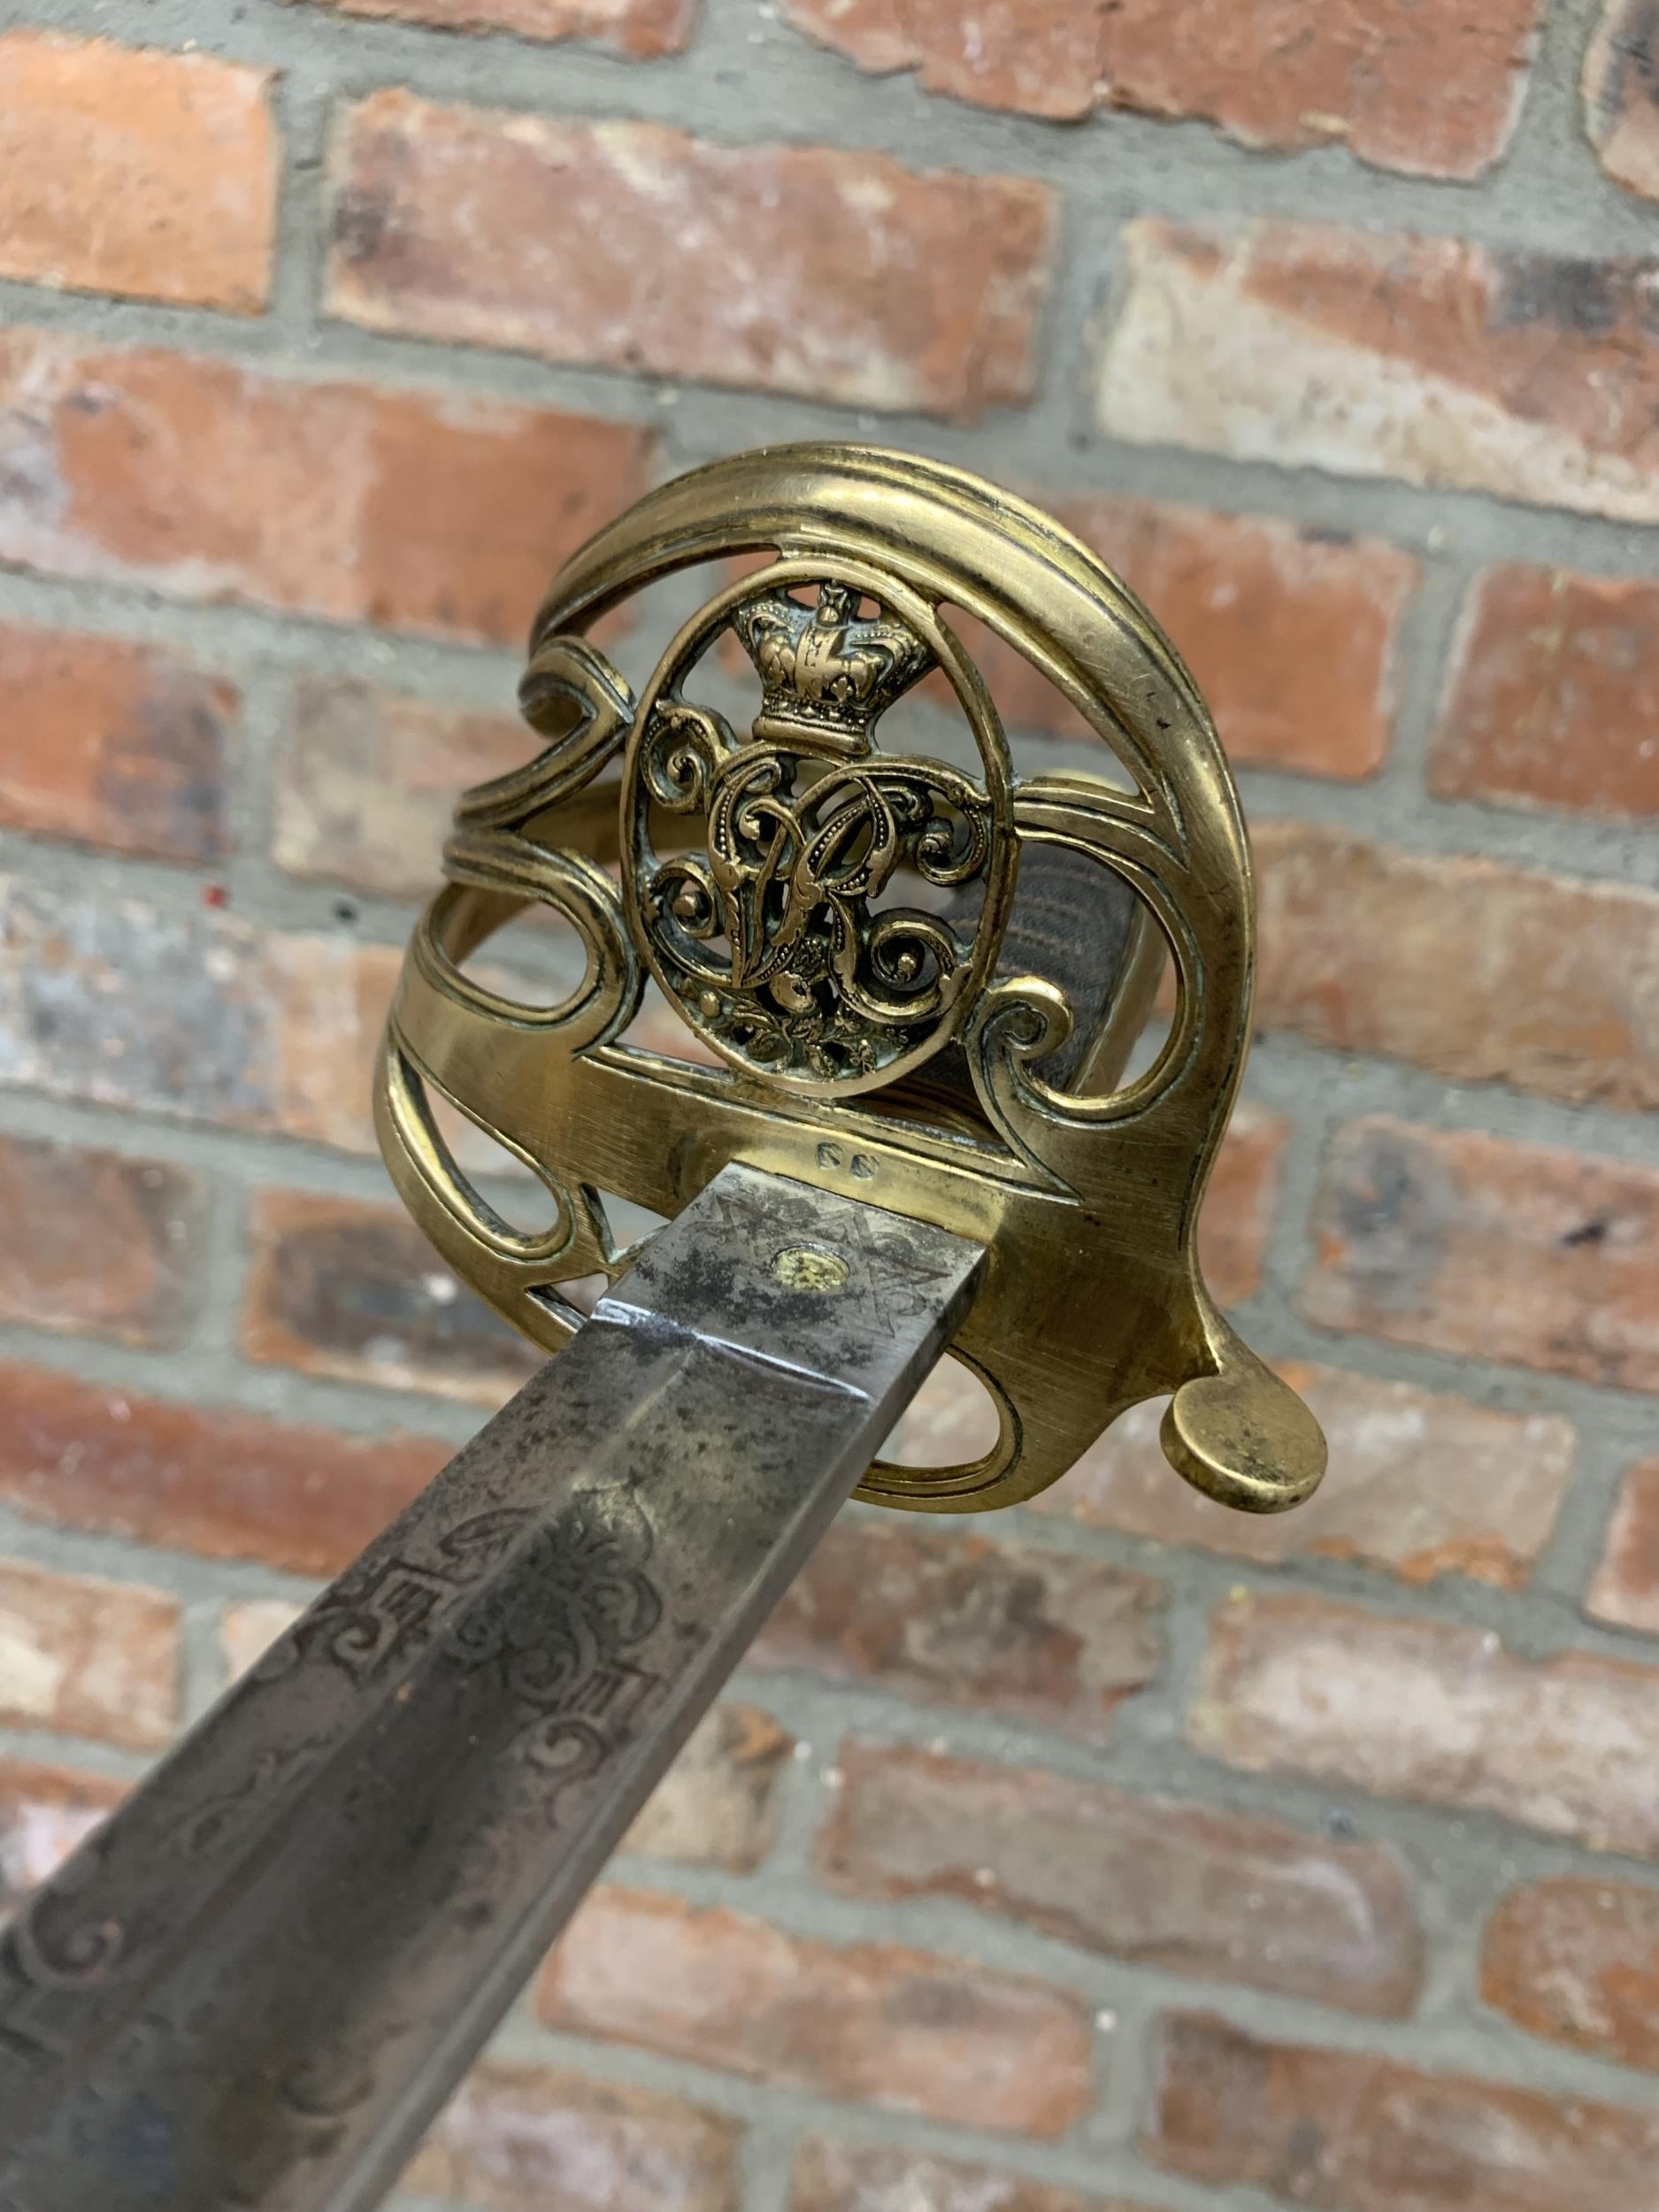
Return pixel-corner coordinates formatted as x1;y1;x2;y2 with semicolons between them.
2;4;1657;2209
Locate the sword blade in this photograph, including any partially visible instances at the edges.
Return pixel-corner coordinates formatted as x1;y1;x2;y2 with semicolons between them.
0;1164;983;2212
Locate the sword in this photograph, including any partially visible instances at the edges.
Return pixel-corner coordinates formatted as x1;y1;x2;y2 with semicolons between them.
0;445;1326;2210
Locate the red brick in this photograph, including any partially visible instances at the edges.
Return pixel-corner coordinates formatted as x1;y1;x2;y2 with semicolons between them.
0;33;275;311
242;1188;541;1407
0;1757;123;1906
1039;1363;1571;1591
786;0;1540;175
1255;826;1659;1110
1190;1590;1659;1856
1147;2011;1659;2211
1432;564;1659;818
0;1560;178;1752
403;2062;740;2212
791;2139;1151;2212
0;621;234;860
539;1887;1093;2136
274;678;527;895
0;329;650;644
752;1517;1163;1740
0;879;397;1152
1587;1458;1659;1633
1304;1118;1659;1393
1196;1102;1286;1307
0;1133;203;1349
1585;0;1659;203
1099;221;1659;526
327;94;1054;421
965;500;1412;778
1482;1877;1659;2072
0;880;558;1160
0;1361;445;1578
621;1704;793;1873
819;1740;1423;2016
302;0;693;49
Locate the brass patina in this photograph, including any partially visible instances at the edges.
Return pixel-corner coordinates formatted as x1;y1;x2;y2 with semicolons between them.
376;444;1326;1517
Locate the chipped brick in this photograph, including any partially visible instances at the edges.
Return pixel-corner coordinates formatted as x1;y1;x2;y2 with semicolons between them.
1191;1590;1659;1856
0;329;649;643
752;1516;1164;1740
539;1887;1094;2136
1255;826;1659;1110
0;620;234;861
1432;565;1659;819
1100;221;1659;525
820;1740;1423;2015
1304;1118;1659;1392
0;32;275;311
0;1361;444;1577
328;94;1055;419
0;1133;203;1349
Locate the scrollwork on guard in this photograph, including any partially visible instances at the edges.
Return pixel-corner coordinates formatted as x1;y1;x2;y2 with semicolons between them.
626;576;1007;1090
374;445;1327;1522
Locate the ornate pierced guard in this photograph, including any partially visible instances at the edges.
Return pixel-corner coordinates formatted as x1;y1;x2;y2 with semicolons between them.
379;443;1326;1517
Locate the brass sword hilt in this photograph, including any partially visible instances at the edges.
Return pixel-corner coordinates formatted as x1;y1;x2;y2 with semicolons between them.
379;442;1326;1516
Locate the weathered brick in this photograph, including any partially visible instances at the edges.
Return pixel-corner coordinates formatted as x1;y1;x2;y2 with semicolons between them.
1304;1118;1659;1393
1147;2011;1659;2211
620;1704;793;1872
1099;221;1659;526
1432;565;1659;819
752;1517;1163;1740
0;329;650;643
1482;1877;1659;2073
1190;1590;1659;1857
242;1189;541;1407
403;2061;740;2212
1585;0;1659;202
0;1361;445;1577
1196;1102;1286;1307
965;499;1412;778
0;879;397;1152
1587;1458;1659;1634
1038;1363;1571;1591
784;0;1540;176
539;1887;1093;2136
819;1740;1422;2016
0;621;234;861
0;1757;123;1906
274;679;527;895
328;94;1054;420
0;1560;179;1752
0;1133;203;1350
1255;826;1659;1109
301;0;694;50
0;33;275;311
791;2139;1149;2212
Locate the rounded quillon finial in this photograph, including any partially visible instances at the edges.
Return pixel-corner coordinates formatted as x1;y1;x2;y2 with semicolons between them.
375;444;1327;1519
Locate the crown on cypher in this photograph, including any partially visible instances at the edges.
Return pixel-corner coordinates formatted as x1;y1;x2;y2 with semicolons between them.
731;582;934;755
